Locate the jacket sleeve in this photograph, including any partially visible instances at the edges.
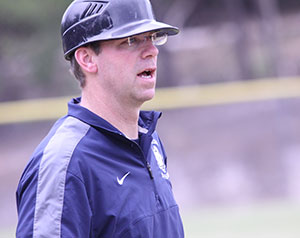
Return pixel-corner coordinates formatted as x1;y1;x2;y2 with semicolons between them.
60;172;93;237
16;168;39;238
16;170;92;238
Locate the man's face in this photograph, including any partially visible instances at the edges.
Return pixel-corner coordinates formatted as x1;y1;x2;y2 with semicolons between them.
93;32;160;107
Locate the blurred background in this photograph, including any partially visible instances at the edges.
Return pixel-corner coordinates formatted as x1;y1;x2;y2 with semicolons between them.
1;0;300;237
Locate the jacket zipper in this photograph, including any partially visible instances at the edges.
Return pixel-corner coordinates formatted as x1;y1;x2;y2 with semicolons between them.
135;143;162;207
122;134;163;208
146;162;154;179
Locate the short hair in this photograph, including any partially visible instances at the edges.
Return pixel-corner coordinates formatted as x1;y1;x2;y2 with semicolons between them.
69;41;101;88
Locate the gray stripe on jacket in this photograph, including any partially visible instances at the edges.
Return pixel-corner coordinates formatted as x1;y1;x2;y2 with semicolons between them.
33;116;89;238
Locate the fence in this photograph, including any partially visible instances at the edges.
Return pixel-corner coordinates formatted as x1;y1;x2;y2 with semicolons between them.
0;77;300;125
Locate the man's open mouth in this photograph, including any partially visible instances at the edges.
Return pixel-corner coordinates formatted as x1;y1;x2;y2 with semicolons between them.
137;69;155;79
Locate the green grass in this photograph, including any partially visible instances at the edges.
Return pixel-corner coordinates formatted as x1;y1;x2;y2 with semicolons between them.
182;201;300;238
2;201;300;237
0;227;15;238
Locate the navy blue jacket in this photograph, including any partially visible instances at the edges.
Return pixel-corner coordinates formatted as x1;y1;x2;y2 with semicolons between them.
16;98;184;238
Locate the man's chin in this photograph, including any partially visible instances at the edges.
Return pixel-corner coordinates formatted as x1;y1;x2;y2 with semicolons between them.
135;91;155;106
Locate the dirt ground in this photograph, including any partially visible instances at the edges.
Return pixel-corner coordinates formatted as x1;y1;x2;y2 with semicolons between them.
1;98;300;231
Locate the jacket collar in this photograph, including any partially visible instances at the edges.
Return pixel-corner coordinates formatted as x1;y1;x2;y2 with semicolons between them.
68;97;161;136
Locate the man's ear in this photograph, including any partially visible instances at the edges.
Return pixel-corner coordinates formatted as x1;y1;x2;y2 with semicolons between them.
74;47;98;74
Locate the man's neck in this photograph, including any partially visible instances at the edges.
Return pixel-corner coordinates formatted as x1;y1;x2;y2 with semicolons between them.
80;90;140;140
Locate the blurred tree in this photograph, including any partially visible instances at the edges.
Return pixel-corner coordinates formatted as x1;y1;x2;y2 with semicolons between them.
256;0;281;77
225;0;253;80
278;0;300;12
0;0;74;101
152;0;200;86
1;0;300;100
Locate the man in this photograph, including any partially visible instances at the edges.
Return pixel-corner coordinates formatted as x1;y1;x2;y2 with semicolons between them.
16;0;184;237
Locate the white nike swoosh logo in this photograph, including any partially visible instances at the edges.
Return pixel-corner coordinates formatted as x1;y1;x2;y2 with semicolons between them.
117;172;131;185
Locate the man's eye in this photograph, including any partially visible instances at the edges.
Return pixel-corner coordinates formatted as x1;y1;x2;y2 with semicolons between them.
128;37;138;46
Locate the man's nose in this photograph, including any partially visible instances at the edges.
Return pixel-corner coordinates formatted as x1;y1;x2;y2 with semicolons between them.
141;41;159;59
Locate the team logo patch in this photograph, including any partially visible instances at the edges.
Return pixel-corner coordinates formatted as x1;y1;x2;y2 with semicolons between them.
152;139;169;180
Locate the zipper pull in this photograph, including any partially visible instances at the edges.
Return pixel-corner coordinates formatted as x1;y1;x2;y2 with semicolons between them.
146;162;154;179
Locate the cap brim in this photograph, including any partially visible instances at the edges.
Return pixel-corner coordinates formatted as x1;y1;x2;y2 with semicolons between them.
113;20;179;37
91;19;179;42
